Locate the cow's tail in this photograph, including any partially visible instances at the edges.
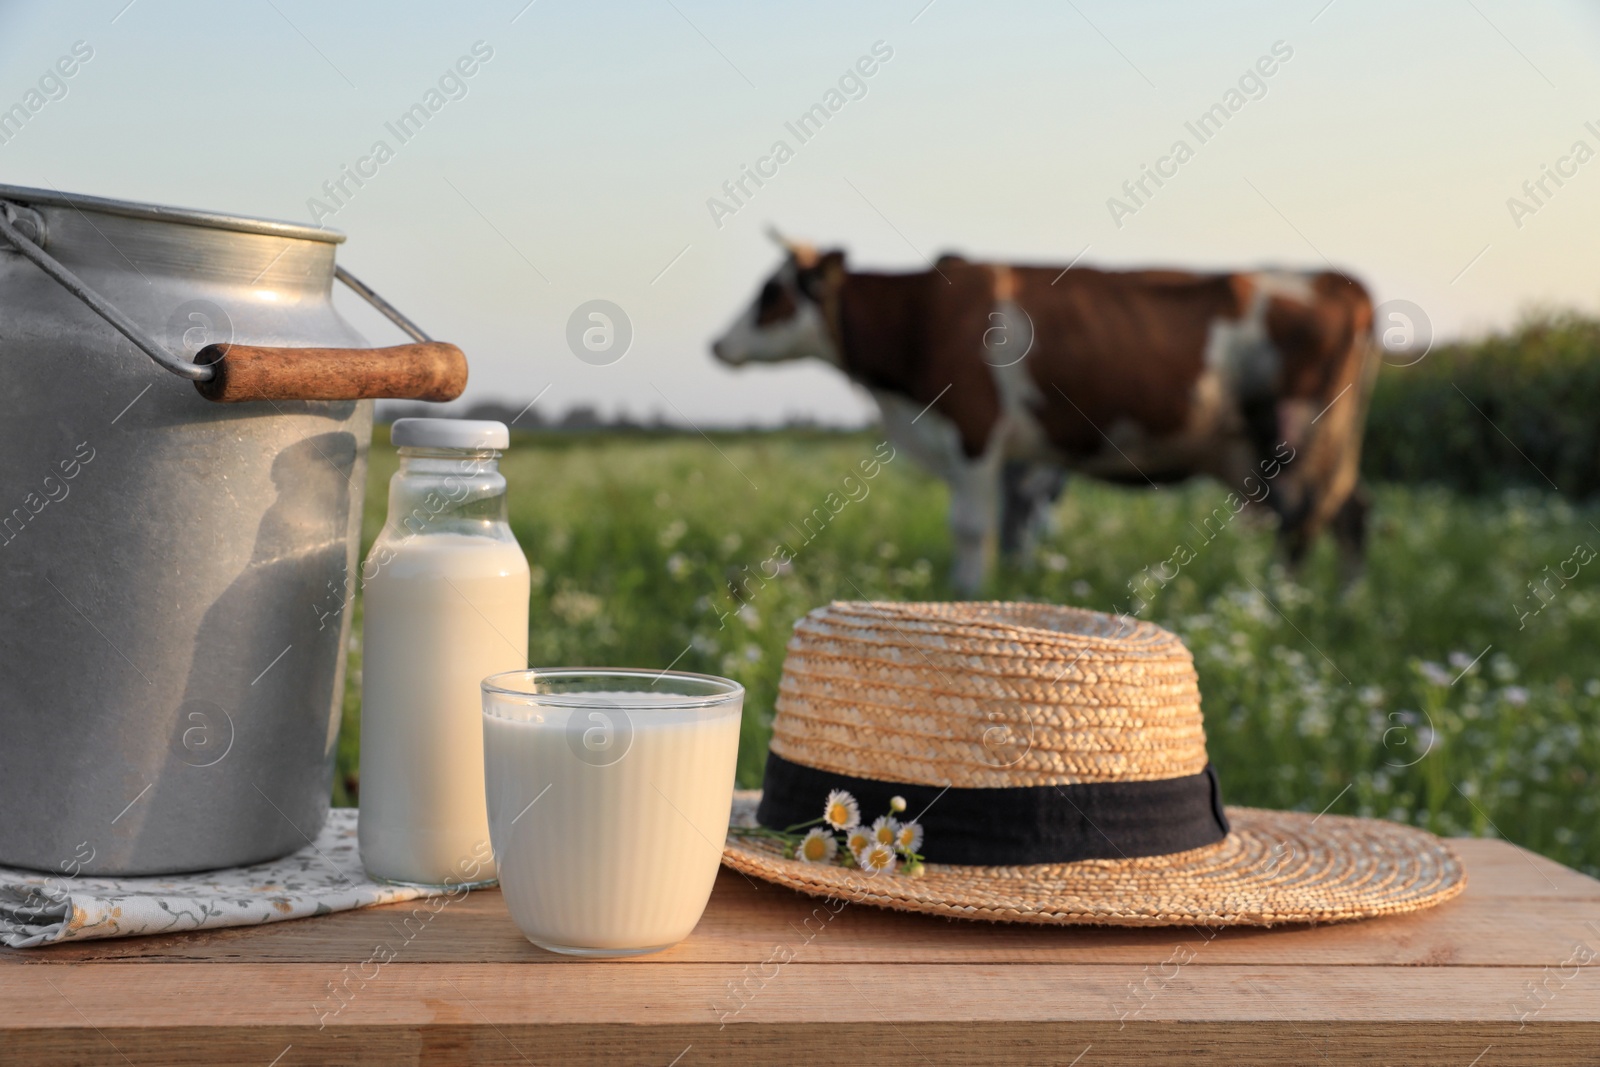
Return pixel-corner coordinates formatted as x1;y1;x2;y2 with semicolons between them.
1285;273;1380;566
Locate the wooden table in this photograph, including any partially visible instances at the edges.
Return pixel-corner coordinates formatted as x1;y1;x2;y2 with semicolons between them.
3;839;1598;1065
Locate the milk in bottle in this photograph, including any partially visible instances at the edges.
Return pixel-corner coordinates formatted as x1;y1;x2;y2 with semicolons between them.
359;419;529;886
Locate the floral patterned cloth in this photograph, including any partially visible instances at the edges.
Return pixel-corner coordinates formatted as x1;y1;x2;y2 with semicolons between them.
0;809;464;948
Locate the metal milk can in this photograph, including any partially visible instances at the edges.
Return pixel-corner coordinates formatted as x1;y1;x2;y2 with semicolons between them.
0;184;466;875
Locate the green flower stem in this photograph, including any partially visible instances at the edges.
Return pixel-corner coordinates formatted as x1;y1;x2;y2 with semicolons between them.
728;826;800;844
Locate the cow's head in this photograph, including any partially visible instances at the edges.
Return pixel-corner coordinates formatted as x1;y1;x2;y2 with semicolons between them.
711;230;846;367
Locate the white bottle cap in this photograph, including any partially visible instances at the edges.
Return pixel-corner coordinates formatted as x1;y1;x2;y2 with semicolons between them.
390;418;510;450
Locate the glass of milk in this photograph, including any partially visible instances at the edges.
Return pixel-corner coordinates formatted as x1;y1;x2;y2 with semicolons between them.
480;668;743;956
359;419;530;889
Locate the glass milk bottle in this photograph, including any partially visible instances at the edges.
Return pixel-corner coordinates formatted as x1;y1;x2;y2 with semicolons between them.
359;419;529;887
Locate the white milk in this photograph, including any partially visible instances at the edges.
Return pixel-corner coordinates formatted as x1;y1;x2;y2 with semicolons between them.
484;694;742;953
360;534;529;885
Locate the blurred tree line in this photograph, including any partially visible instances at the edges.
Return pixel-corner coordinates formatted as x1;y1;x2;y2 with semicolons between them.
1365;314;1600;497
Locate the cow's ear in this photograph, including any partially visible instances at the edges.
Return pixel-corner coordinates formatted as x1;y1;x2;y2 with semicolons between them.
799;251;846;301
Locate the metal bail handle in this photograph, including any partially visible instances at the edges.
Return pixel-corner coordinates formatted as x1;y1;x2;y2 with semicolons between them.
0;198;467;404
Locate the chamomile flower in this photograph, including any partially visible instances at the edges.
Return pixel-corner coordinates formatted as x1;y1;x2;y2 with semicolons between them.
796;827;838;864
859;841;899;875
895;820;924;855
845;827;873;858
871;814;900;847
1418;661;1452;688
823;790;861;831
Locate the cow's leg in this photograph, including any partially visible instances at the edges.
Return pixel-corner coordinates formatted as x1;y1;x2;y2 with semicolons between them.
1276;503;1316;570
999;461;1041;560
949;452;1003;596
1331;481;1371;579
1030;466;1068;552
1274;385;1371;573
1279;477;1366;578
1273;458;1320;570
1001;463;1068;563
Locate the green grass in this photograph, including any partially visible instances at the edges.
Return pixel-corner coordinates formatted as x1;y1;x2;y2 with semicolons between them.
336;428;1600;876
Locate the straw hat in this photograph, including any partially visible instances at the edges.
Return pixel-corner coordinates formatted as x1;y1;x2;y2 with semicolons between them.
722;601;1465;926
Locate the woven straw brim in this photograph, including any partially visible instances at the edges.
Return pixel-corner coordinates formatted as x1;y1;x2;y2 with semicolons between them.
723;793;1466;927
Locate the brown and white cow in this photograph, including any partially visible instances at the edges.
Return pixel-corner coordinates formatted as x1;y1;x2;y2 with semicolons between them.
711;234;1379;595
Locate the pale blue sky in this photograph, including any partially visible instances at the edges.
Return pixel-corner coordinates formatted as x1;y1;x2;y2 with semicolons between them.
2;1;1597;424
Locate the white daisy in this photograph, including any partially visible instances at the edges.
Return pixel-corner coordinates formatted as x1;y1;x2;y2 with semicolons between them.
871;814;900;847
823;790;861;831
895;820;924;855
796;827;838;864
859;841;898;875
844;827;873;858
1418;661;1452;687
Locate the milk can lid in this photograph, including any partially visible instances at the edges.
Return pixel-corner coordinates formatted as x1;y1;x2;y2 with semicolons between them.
390;418;510;450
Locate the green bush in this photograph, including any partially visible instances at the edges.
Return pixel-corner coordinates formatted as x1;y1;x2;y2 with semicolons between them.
1365;313;1600;497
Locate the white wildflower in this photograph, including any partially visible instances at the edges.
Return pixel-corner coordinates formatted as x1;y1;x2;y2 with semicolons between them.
1418;661;1452;687
823;790;860;831
796;827;838;864
657;519;687;549
859;841;898;875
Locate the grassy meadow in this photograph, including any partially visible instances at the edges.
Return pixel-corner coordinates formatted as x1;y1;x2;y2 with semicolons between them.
335;427;1600;876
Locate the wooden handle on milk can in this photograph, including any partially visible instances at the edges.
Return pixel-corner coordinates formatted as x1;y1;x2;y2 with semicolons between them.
193;342;468;403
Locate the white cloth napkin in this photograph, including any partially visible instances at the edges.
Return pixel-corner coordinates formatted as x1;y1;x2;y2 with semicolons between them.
0;809;464;948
